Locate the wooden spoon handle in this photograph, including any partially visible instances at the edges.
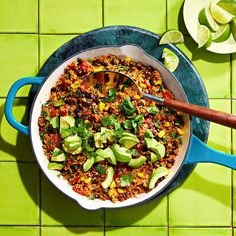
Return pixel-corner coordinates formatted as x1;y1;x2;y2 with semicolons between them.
163;99;236;129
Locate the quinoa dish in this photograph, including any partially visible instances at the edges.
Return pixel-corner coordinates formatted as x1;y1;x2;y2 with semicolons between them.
38;55;184;202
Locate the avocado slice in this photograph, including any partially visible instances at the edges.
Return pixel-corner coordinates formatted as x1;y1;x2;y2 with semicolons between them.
150;152;159;163
128;156;147;168
83;157;95;172
62;135;82;154
119;136;139;149
149;166;169;189
60;115;75;131
101;127;115;142
94;132;104;148
144;129;154;138
95;148;116;164
103;147;117;165
48;162;64;171
51;147;66;162
94;155;105;162
101;166;114;189
112;144;132;162
145;138;165;158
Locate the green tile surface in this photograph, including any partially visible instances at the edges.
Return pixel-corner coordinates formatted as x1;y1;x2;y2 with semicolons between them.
105;197;167;226
177;36;231;99
104;0;166;34
169;100;232;226
169;228;232;236
40;35;77;67
0;98;34;161
0;0;38;33
40;0;102;33
0;162;39;225
41;227;103;236
0;226;39;236
233;54;236;99
106;227;167;236
0;34;38;97
0;0;235;234
41;175;103;226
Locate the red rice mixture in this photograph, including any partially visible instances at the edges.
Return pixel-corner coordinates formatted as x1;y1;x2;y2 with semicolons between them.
38;55;184;202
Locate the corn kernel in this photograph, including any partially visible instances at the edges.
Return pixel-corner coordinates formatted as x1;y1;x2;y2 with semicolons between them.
177;128;183;135
84;177;92;184
151;101;156;106
84;119;90;124
108;189;117;197
104;104;110;111
154;80;162;85
109;180;116;188
98;102;105;111
134;94;141;100
81;176;85;181
137;172;144;178
158;130;165;138
93;66;103;72
117;188;124;193
124;56;132;61
165;122;170;127
140;83;147;89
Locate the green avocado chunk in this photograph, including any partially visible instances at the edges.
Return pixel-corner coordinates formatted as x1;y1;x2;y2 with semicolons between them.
60;115;75;131
128;156;147;168
101;127;115;142
150;152;159;163
51;147;66;162
145;138;165;158
94;132;104;148
112;144;132;162
149;166;169;189
119;136;139;149
95;148;116;164
83;157;95;172
94;155;105;162
101;166;114;189
62;135;82;154
48;162;64;171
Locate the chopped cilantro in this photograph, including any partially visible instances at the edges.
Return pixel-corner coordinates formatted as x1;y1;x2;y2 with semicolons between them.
118;65;130;71
120;173;134;187
54;99;63;107
119;97;136;115
96;164;106;174
50;116;59;129
101;88;117;102
147;106;159;115
123;120;132;130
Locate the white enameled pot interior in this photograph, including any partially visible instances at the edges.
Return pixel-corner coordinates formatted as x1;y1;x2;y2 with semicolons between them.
30;45;191;210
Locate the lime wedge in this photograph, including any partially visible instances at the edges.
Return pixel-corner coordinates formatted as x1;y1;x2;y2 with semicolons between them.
210;2;234;24
197;25;212;48
231;18;236;40
218;0;236;16
212;24;231;42
198;4;219;32
162;48;179;72
159;30;184;45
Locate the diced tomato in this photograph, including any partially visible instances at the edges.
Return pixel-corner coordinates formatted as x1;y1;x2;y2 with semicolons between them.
70;177;80;185
68;63;76;70
50;109;58;118
91;114;101;122
59;104;70;116
114;172;121;179
144;80;151;89
44;133;61;151
163;90;173;99
135;143;143;152
80;60;90;73
72;186;89;196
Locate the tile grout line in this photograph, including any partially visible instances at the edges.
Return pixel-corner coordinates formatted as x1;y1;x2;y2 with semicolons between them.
230;53;234;236
37;0;42;235
166;0;170;234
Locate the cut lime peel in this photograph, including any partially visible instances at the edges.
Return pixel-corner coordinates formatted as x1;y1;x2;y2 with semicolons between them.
212;24;231;42
162;48;179;72
159;30;184;45
197;25;212;48
231;18;236;40
218;0;236;16
210;2;235;24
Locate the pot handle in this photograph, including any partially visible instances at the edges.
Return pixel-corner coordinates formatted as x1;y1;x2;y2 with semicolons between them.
5;77;45;136
185;134;236;169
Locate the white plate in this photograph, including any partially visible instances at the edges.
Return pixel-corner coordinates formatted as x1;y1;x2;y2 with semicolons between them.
183;0;236;54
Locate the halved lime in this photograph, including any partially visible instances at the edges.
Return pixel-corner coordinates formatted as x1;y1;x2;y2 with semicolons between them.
231;18;236;40
210;2;234;24
218;0;236;16
198;4;219;32
162;48;179;72
197;25;212;48
212;24;231;42
159;30;184;45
